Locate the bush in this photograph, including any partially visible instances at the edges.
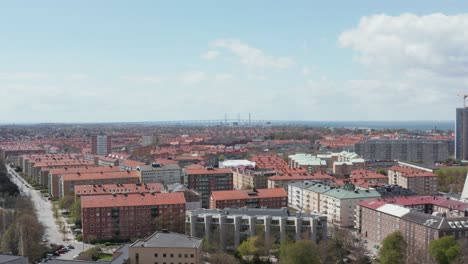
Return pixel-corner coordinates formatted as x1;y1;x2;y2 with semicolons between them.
76;234;83;242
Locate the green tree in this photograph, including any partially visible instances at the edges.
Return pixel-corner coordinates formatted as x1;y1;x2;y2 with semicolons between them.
58;195;74;212
279;240;320;264
379;231;407;264
70;199;82;223
376;168;387;176
429;236;461;264
237;236;262;262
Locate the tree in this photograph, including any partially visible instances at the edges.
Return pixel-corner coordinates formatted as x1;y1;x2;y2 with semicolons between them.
58;195;74;212
376;168;387;176
207;252;240;264
279;240;320;264
429;236;461;264
70;199;82;223
379;231;407;264
237;236;262;262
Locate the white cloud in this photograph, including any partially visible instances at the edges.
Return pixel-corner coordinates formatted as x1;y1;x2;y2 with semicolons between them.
301;67;311;76
213;39;294;69
214;73;233;81
0;72;52;80
68;74;89;80
339;13;468;77
120;75;164;83
247;74;268;81
179;71;207;84
201;50;220;60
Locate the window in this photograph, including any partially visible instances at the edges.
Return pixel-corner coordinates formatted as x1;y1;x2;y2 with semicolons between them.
190;254;194;258
155;254;158;257
178;254;182;258
170;254;174;258
163;254;166;258
184;254;188;258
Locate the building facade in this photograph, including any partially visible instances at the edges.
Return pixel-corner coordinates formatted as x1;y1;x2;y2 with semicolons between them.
80;192;186;241
183;165;233;208
456;107;468;160
186;208;327;251
387;165;438;195
128;230;203;264
137;163;182;185
355;139;450;165
209;188;287;209
92;135;112;155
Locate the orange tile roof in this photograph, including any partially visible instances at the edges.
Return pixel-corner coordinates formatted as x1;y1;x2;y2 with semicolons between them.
75;182;163;196
350;169;388;180
49;166;120;175
62;171;139;181
185;165;232;175
211;188;287;201
389;166;436;177
81;192;185;208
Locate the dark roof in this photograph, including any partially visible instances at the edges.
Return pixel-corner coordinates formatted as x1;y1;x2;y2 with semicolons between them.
130;231;202;248
0;255;28;263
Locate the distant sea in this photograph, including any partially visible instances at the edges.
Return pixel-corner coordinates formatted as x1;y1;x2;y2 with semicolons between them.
0;120;455;131
287;121;454;131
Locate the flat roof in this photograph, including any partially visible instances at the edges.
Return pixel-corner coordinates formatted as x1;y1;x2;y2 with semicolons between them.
131;231;202;248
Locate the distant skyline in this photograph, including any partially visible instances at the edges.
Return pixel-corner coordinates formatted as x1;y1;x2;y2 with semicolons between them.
1;1;468;123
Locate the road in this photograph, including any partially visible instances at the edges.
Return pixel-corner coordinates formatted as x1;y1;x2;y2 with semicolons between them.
6;165;92;260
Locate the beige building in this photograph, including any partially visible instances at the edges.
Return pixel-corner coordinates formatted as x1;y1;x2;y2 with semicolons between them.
387;164;438;195
128;230;203;264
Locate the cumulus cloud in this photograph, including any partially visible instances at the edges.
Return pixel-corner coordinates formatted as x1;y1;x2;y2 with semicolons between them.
339;13;468;77
201;50;220;60
213;39;294;69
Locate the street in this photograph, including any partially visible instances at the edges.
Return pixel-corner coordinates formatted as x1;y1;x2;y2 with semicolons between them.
6;165;91;260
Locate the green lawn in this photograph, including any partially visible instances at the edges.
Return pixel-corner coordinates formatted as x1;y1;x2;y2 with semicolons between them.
97;253;114;261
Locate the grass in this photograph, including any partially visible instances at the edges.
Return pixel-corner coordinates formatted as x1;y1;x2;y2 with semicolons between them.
97;253;114;261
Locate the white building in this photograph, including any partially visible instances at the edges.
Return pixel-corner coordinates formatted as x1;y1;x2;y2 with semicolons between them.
137;163;182;184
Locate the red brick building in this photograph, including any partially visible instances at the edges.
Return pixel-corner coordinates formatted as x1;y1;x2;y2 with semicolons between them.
209;188;287;209
74;182;163;200
183;165;233;208
80;192;186;241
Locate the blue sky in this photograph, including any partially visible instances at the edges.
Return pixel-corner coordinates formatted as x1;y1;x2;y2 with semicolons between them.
1;0;468;123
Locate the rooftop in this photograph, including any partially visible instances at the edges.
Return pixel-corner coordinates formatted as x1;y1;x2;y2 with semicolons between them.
131;230;202;248
211;188;287;201
81;192;186;208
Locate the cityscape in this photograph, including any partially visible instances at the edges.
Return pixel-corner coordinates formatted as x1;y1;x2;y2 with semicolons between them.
2;1;468;264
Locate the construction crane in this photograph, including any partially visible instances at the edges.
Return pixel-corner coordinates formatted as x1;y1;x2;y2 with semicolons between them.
458;94;468;160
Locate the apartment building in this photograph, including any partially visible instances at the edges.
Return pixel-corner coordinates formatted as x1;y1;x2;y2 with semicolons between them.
267;172;334;189
388;165;438;195
186;207;327;251
32;160;95;188
356;199;468;261
288;153;327;173
92;135;112;156
355;139;450;165
81;192;186;241
232;168;277;190
137;163;182;184
183;165;233;208
74;182;163;200
128;230;203;264
288;181;332;213
48;165;121;197
209;188;287;209
59;171;140;198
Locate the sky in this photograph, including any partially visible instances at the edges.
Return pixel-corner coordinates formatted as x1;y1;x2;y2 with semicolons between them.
1;0;468;123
